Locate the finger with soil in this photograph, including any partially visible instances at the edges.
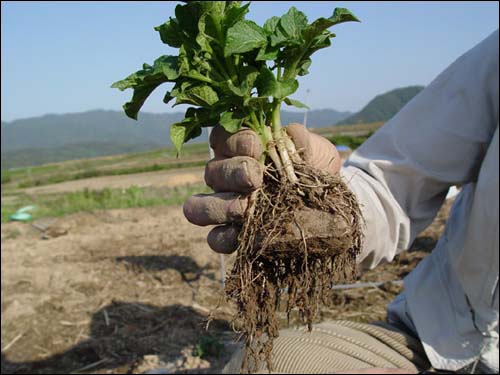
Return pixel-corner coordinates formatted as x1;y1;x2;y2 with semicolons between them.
207;224;241;254
286;123;342;176
209;126;263;159
205;157;263;193
183;193;248;226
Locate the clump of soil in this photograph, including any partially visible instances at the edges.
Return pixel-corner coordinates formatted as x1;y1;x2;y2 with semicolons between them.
225;162;363;372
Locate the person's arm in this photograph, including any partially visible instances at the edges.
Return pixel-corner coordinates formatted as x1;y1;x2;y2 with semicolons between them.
344;29;499;270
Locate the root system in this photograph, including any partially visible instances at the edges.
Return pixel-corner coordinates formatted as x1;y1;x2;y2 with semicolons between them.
225;161;363;373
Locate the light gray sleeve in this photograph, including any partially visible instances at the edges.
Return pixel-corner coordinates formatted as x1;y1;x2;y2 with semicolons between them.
341;29;499;270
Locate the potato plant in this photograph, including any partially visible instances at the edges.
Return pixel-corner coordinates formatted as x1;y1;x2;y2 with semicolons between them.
113;2;362;372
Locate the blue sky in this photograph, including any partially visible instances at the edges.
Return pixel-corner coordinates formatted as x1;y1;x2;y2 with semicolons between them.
1;1;498;122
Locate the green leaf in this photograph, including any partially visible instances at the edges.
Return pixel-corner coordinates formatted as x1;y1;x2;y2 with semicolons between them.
329;7;360;24
189;85;219;106
220;111;244;133
111;55;179;119
224;65;260;96
242;65;260;88
223;2;250;29
156;55;180;80
269;26;288;47
263;16;280;34
268;8;307;48
279;7;308;42
279;7;358;80
170;112;204;153
276;79;299;99
196;14;214;53
224;20;268;56
186;107;220;127
115;2;359;148
155;18;183;48
199;1;226;18
175;85;219;107
243;96;269;107
170;122;188;153
121;84;163;120
311;31;334;48
256;66;298;99
255;66;275;97
284;97;309;109
175;3;203;36
163;91;174;104
189;124;203;141
164;81;185;104
225;80;245;97
305;8;359;42
178;45;191;75
297;58;312;76
196;2;227;53
256;45;279;61
110;56;178;91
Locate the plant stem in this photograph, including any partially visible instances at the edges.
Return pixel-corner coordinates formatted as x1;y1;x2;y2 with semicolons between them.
248;111;270;160
211;13;239;84
209;68;225;82
263;126;284;175
271;101;298;183
249;111;262;134
186;72;215;85
282;38;315;80
225;57;239;84
271;101;282;136
212;55;231;80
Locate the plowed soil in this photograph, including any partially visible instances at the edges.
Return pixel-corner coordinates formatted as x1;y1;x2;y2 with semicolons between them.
1;196;454;374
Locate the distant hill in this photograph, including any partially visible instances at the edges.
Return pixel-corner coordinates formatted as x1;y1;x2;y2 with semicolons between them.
337;86;424;125
1;142;161;170
1;84;424;169
1;110;184;154
1;109;351;169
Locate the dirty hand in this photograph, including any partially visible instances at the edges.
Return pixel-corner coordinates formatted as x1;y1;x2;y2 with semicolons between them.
183;123;342;254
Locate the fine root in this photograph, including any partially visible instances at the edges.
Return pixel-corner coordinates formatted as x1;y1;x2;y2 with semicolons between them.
225;161;363;373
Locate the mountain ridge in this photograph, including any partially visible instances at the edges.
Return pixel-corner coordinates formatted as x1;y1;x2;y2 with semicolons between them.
1;109;351;168
337;86;424;125
1;85;425;169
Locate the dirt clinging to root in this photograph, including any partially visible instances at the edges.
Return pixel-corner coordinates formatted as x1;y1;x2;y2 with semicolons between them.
224;162;363;373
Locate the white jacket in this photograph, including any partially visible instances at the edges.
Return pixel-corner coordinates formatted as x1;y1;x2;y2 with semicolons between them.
341;29;499;372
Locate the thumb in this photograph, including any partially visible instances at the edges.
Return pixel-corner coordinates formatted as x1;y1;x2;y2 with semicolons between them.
285;123;342;175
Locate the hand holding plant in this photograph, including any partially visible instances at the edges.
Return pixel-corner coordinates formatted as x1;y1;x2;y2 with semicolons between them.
112;2;362;372
183;123;344;253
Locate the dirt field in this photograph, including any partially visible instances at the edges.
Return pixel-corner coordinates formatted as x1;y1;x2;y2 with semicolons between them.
20;167;205;196
1;195;454;374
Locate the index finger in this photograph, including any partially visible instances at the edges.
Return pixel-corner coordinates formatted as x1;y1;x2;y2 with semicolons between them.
210;125;263;160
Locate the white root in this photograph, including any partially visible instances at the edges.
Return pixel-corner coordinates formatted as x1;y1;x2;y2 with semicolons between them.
262;121;302;184
246;189;259;219
274;128;299;184
266;142;285;178
283;133;302;164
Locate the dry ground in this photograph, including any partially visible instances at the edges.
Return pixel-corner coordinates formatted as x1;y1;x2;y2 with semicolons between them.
1;195;454;374
20;167;205;196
